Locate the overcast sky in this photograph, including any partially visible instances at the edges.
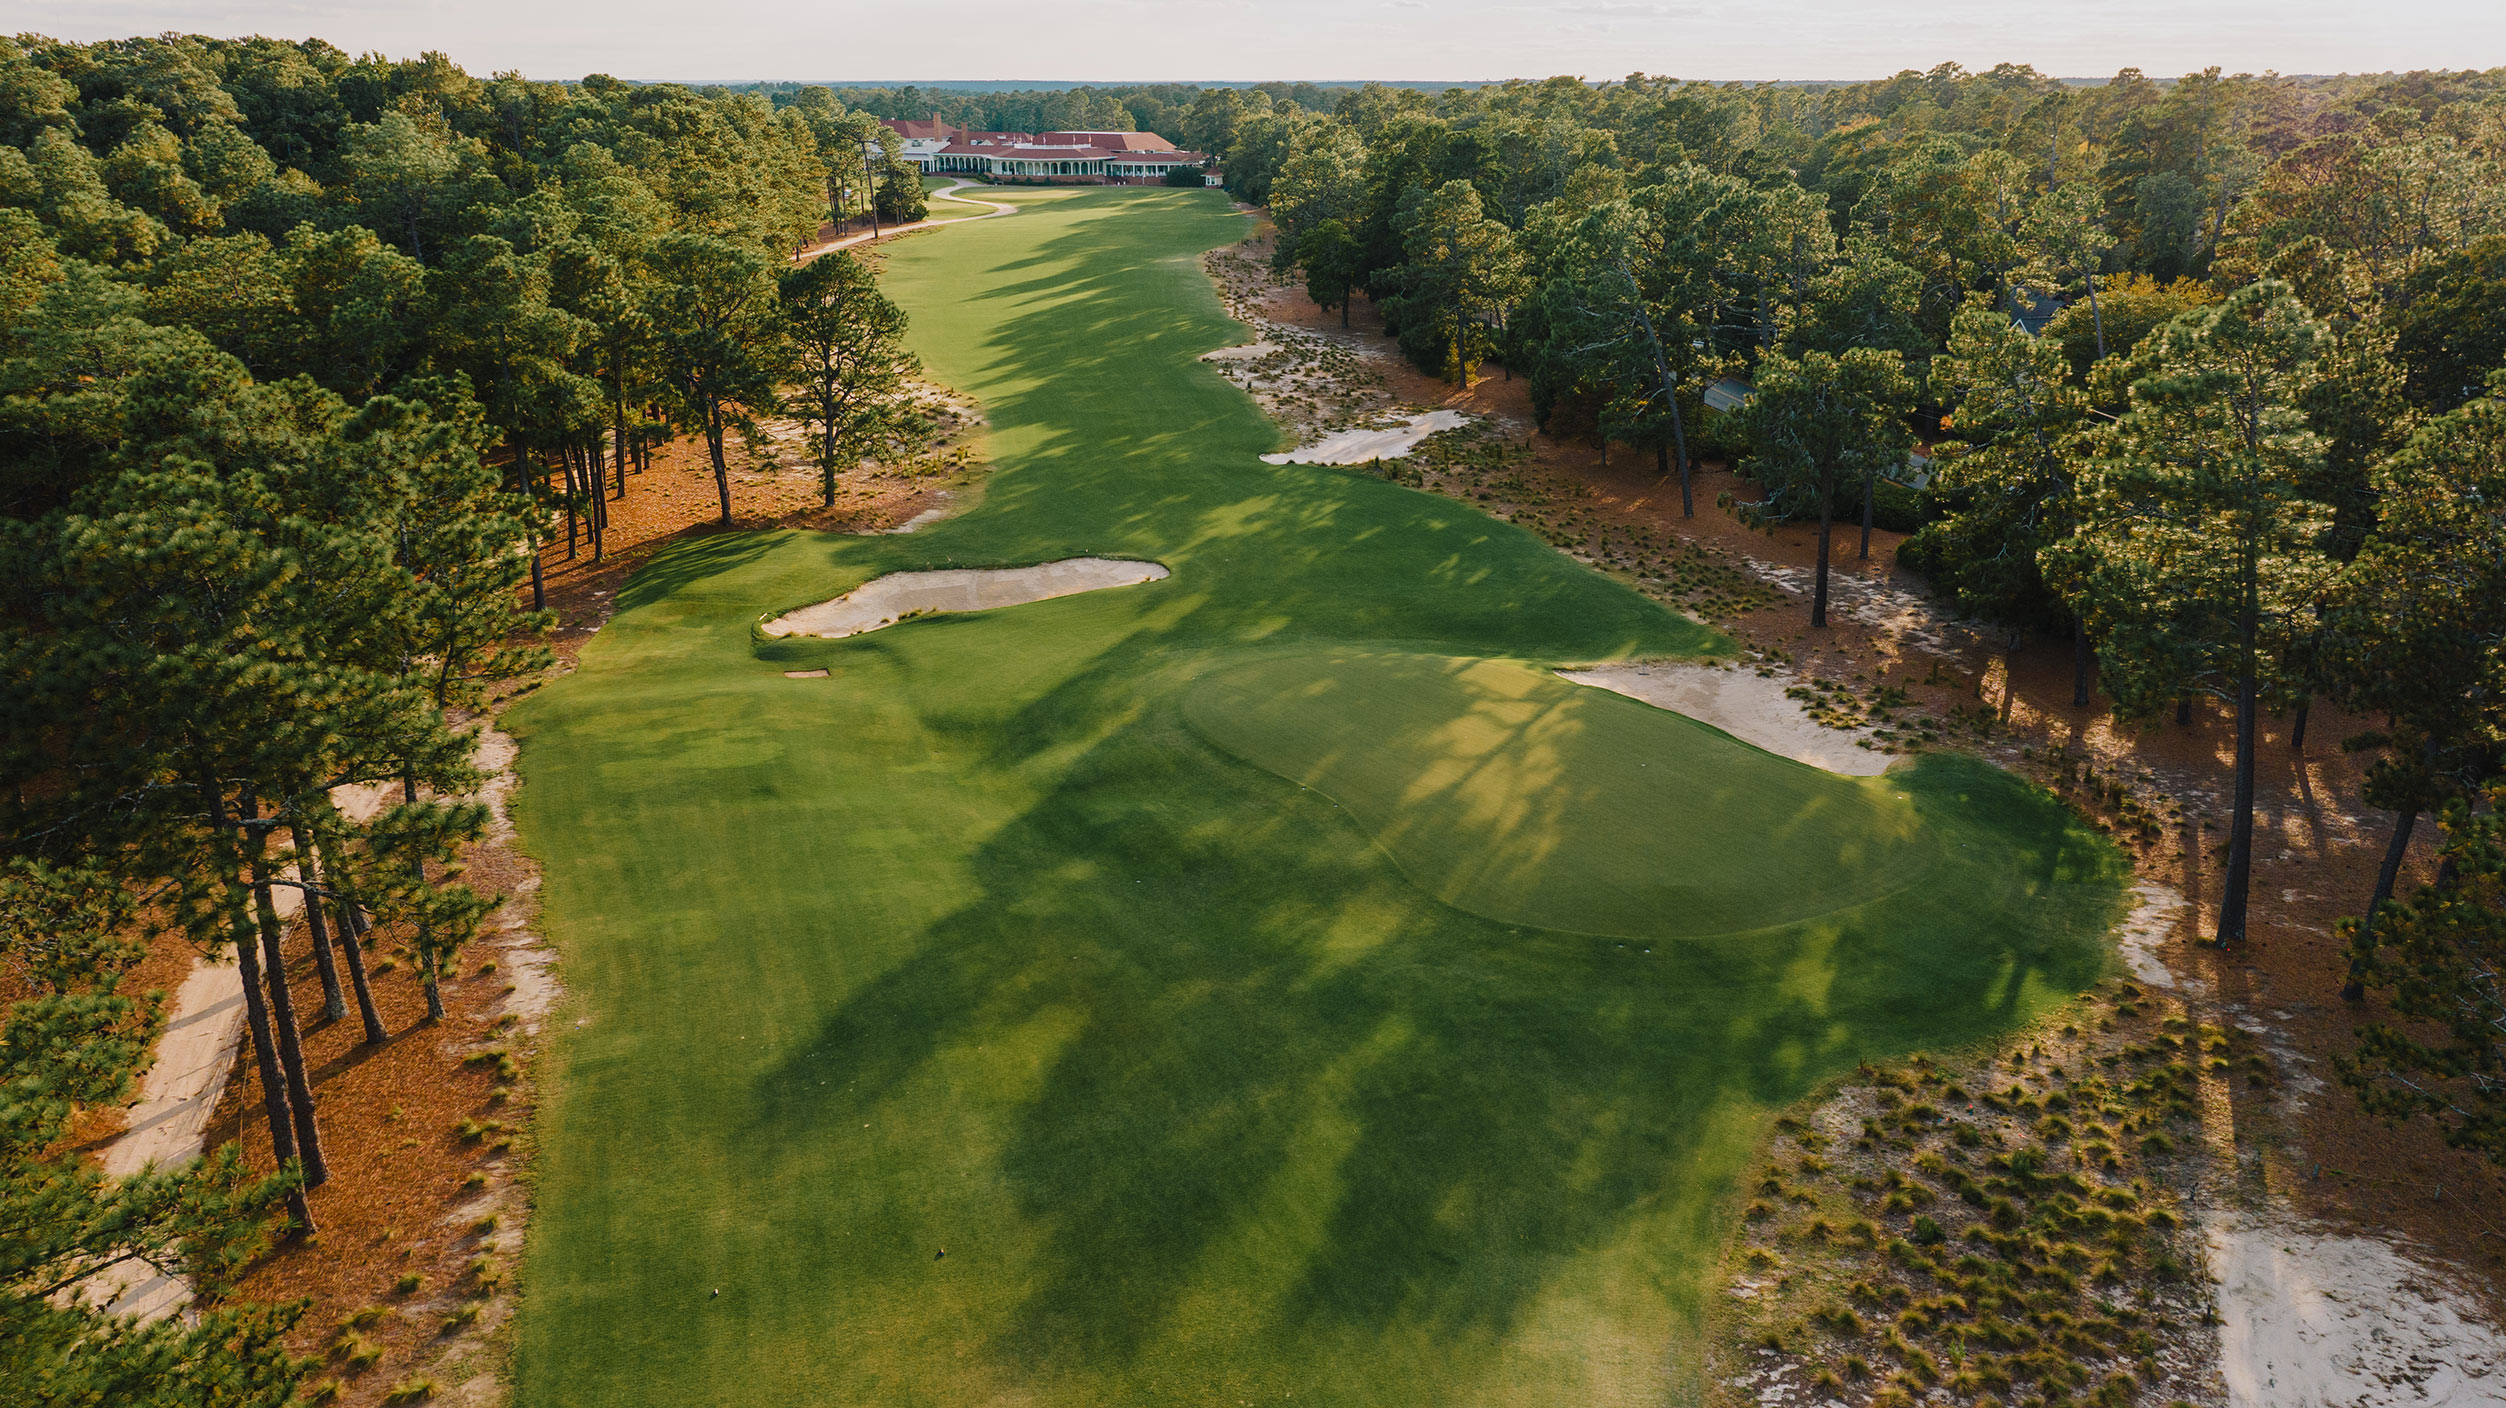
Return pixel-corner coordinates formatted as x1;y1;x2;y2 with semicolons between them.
17;0;2504;84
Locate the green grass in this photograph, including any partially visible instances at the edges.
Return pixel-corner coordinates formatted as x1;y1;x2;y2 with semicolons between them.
1184;651;1942;940
507;187;2128;1408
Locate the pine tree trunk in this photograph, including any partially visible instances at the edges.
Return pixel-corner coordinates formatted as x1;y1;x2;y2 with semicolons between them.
529;544;545;613
1667;386;1694;517
562;451;580;560
2071;619;2094;708
707;405;734;526
1859;466;1876;560
581;443;605;563
1812;479;1834;629
1340;298;1349;329
403;768;446;1022
243;816;327;1186
288;814;346;1023
2087;271;2107;361
2216;665;2259;946
2176;694;2192;726
822;395;839;508
2290;698;2310;752
2341;804;2419;1001
209;787;313;1230
316;833;391;1044
612;379;629;497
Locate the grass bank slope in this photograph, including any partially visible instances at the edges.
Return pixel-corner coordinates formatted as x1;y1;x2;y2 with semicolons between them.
507;187;2125;1408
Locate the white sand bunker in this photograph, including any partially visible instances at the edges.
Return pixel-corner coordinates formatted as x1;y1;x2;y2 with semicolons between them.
760;558;1169;640
1261;410;1471;465
2210;1211;2506;1407
1559;662;1892;776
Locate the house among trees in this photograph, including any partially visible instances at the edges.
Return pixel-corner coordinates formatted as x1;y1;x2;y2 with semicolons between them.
880;115;1210;184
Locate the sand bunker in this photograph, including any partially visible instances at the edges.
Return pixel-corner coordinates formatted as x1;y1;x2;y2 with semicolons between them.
760;558;1169;640
2210;1210;2506;1407
1559;662;1892;776
1261;410;1471;465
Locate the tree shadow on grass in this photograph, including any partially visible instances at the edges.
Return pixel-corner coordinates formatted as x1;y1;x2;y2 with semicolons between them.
614;527;790;615
735;641;2122;1389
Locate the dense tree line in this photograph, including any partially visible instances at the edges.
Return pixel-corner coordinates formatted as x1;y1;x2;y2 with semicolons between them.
1231;66;2506;1147
0;34;918;1400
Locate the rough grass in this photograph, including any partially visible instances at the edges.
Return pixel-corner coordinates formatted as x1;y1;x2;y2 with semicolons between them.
506;187;2129;1408
1705;984;2244;1407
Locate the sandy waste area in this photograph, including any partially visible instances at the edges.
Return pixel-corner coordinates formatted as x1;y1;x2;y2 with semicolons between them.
1260;410;1474;465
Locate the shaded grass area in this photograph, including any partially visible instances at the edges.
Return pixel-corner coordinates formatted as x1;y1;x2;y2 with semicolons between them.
507;187;2128;1408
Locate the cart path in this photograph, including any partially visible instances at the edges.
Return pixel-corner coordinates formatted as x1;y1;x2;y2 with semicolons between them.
795;180;1017;261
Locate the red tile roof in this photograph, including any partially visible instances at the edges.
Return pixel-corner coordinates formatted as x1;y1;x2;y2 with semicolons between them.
1041;131;1176;152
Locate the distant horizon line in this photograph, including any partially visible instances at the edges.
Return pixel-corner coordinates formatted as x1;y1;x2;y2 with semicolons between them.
643;72;2362;89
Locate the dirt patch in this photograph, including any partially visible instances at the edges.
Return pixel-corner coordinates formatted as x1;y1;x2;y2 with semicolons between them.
761;558;1170;639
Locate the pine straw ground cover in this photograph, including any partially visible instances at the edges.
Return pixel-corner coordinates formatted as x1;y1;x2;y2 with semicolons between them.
1704;977;2281;1408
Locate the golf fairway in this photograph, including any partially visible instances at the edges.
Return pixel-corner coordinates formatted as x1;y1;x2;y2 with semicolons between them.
506;187;2128;1408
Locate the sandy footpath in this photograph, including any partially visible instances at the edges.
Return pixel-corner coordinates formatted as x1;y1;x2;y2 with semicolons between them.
793;179;1016;261
760;558;1170;640
1260;410;1472;465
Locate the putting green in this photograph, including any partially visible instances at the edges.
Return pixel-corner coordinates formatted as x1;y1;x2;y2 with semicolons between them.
1184;652;1940;939
507;187;2128;1408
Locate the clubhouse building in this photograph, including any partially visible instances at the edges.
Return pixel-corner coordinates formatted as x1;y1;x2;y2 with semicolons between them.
880;116;1216;186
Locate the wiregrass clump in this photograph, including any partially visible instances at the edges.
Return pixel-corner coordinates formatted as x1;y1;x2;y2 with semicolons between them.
1708;982;2258;1406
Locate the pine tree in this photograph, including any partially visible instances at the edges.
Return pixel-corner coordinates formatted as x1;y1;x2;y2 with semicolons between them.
1381;180;1526;384
0;860;307;1408
1738;347;1916;628
1907;304;2097;701
2320;380;2506;995
647;234;781;525
776;251;919;509
2047;282;2341;945
2339;790;2506;1163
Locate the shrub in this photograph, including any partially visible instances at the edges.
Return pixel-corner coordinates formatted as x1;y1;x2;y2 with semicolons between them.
381;1378;439;1405
1911;1215;1947;1245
